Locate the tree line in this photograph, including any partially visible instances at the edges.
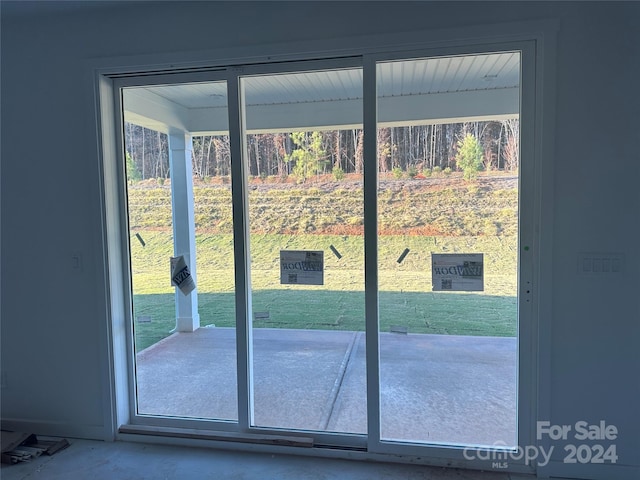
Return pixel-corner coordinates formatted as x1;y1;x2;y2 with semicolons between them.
124;119;519;182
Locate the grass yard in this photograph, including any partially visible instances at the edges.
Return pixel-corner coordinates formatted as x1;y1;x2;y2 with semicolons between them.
131;231;517;351
128;174;519;351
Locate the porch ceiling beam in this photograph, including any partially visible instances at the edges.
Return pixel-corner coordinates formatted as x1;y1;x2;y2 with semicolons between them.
123;89;190;134
125;87;519;136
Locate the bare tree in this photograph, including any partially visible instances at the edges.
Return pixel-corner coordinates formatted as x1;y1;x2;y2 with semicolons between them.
354;129;364;174
213;135;231;176
502;119;520;171
377;127;391;173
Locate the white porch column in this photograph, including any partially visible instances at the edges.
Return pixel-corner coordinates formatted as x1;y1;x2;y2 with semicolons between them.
168;130;200;332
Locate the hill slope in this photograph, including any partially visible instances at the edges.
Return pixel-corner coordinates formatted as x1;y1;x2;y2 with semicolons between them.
127;174;518;237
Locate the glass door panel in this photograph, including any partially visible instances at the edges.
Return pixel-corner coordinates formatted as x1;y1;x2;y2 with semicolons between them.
122;80;238;421
376;53;520;446
240;68;367;433
116;48;528;454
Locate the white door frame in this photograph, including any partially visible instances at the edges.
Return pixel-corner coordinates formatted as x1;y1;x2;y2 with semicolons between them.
94;21;556;473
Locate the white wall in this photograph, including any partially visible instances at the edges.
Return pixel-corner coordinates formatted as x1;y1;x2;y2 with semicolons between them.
1;1;638;478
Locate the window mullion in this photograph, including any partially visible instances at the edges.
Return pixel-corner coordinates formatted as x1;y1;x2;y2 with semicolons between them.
227;69;253;431
363;55;381;450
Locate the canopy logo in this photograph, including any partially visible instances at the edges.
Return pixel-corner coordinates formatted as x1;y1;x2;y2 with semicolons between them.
463;420;619;470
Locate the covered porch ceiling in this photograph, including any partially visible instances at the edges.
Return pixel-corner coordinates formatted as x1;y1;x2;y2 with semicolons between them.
123;52;520;136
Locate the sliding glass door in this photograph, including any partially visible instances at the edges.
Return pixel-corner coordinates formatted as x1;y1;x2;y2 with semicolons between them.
115;46;526;457
122;79;238;422
239;67;367;434
375;53;520;447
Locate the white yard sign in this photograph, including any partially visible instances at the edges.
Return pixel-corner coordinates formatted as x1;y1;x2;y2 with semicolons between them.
431;253;484;292
280;250;324;285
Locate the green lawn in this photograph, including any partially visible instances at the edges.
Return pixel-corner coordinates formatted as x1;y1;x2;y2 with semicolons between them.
131;231;518;351
128;176;519;351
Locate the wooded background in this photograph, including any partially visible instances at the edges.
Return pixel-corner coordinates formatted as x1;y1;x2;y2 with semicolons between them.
124;119;519;181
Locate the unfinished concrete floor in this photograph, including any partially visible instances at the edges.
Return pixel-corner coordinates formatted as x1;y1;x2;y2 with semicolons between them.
0;438;547;480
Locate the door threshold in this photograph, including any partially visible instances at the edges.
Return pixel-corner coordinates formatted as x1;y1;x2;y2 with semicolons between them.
119;424;314;448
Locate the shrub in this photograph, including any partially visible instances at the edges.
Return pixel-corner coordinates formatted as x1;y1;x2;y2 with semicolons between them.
126;151;141;182
432;166;442;175
407;165;418;179
443;167;452;176
392;166;403;179
289;131;327;183
456;133;484;180
467;184;480;195
332;166;345;181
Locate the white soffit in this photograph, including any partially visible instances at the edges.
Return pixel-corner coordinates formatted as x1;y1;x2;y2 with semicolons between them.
123;52;520;135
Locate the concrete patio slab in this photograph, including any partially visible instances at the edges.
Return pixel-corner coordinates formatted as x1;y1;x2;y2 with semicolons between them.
136;328;516;446
136;327;239;421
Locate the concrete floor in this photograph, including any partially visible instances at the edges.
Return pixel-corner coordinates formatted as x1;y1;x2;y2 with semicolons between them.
136;328;517;446
0;438;543;480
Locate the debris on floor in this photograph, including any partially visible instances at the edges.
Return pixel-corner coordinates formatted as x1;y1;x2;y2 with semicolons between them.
1;431;70;464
